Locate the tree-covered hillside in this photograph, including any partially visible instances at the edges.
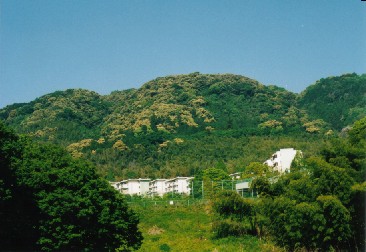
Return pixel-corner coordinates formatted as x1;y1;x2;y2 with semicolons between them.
0;89;110;145
298;73;366;130
212;117;366;251
0;73;364;179
102;73;308;136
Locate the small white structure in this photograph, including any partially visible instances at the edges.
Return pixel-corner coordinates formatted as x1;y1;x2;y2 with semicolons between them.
235;179;252;196
229;172;242;180
117;179;151;196
235;181;250;191
264;148;299;173
149;179;168;197
165;177;193;195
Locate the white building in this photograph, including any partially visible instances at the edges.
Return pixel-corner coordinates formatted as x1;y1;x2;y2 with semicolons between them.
264;148;299;173
235;179;252;196
116;179;151;196
165;177;193;195
149;179;168;197
235;180;250;191
111;177;194;196
229;172;242;180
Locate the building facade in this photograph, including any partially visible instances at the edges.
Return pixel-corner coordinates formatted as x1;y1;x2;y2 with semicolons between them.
165;177;193;195
149;179;167;197
264;148;299;173
111;177;193;197
112;179;151;196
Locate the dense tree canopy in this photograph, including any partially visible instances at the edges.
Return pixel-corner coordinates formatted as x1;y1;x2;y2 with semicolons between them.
298;73;366;130
212;117;366;251
0;122;142;251
2;73;364;178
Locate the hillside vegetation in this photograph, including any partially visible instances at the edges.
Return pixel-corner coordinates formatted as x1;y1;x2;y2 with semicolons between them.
298;73;366;130
0;73;365;179
211;117;366;251
0;122;142;251
134;203;282;252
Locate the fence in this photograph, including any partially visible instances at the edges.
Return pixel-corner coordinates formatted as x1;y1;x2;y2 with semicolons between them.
126;199;209;208
190;179;255;199
123;179;256;206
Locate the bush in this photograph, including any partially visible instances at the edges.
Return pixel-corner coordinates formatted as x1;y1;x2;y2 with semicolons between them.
213;219;249;238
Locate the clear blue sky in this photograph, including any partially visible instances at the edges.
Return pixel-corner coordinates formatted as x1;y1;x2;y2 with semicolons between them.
1;0;365;108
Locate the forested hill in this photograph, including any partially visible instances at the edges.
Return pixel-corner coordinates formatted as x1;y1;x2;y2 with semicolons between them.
298;73;366;130
0;73;365;179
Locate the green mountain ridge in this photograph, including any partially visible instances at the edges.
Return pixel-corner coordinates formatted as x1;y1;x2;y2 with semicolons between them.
1;72;365;179
298;73;366;130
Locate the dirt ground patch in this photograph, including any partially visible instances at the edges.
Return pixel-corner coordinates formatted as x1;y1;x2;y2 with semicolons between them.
147;225;165;235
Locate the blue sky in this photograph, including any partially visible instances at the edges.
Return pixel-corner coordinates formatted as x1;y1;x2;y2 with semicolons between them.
1;0;365;108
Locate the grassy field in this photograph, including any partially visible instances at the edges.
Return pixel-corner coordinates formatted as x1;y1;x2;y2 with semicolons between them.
131;200;283;252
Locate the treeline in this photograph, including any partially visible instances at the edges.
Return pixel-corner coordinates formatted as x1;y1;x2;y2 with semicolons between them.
0;122;142;251
0;73;364;178
84;133;326;180
211;117;366;251
298;73;366;130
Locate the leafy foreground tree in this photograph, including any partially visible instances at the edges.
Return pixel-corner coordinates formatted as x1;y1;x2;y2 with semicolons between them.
0;122;142;251
212;117;366;251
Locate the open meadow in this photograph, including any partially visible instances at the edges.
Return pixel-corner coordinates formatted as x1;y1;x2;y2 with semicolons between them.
131;201;282;252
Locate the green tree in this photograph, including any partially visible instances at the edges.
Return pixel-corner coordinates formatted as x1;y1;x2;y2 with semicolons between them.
350;182;366;251
212;191;257;237
0;122;40;250
250;176;271;197
268;198;324;251
348;116;366;145
243;162;270;177
307;157;355;204
0;122;142;251
202;167;230;181
202;168;230;198
316;195;352;251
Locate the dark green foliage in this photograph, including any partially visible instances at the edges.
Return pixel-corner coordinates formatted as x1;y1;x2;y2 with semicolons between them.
0;122;40;250
212;118;366;251
0;89;109;144
250;176;271;197
350;182;366;250
267;197;325;251
298;73;366;130
213;191;258;237
213;219;249;238
316;195;352;250
348;116;366;145
0;73;364;178
0;122;142;251
306;157;355;204
159;243;171;251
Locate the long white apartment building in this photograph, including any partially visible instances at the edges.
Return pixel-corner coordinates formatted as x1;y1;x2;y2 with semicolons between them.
112;178;151;196
165;177;193;195
110;177;193;197
149;179;168;197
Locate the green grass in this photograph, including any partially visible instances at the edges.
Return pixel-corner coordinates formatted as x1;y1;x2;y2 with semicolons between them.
132;202;283;252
